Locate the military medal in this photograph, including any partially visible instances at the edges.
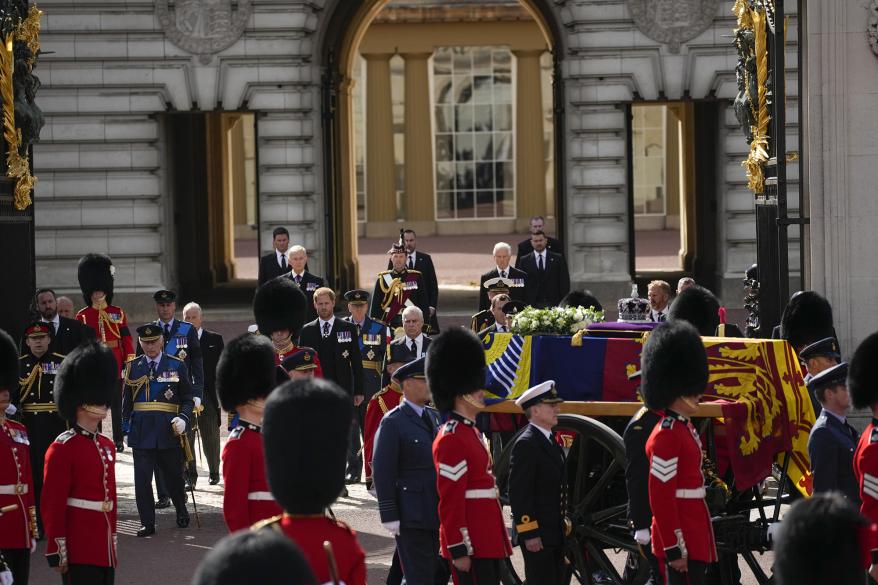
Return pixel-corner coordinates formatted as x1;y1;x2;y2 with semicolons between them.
367;349;375;360
342;350;350;359
164;389;174;400
178;349;187;360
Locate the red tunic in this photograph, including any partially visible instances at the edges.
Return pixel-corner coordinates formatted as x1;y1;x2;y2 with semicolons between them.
854;419;878;563
363;381;402;486
273;514;366;585
433;412;512;560
646;413;716;563
76;304;134;372
221;422;281;532
41;427;117;568
0;419;36;549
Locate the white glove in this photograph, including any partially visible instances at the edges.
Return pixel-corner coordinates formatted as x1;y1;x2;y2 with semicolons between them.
4;404;15;416
0;567;12;585
171;417;186;435
382;521;400;536
634;528;651;545
193;397;202;409
767;521;782;544
30;538;36;553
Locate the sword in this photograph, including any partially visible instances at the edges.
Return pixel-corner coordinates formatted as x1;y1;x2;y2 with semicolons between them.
192;407;203;466
176;427;201;528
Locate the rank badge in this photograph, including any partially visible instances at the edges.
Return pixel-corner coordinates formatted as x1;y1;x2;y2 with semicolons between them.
164;389;174;400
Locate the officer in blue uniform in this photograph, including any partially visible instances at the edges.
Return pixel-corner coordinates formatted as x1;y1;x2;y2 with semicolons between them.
147;289;203;505
122;324;194;537
372;357;447;585
343;288;389;484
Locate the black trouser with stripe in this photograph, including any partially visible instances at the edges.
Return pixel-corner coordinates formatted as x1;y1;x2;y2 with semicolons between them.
60;564;114;585
134;447;187;526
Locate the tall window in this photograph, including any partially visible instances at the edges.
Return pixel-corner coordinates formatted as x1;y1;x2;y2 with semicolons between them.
433;46;514;220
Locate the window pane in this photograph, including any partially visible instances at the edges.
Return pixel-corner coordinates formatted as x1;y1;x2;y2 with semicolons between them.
453;75;472;104
476;191;494;218
434;76;452;104
493;132;512;160
436;191;454;219
455;104;474;132
453;49;471;73
475;134;493;161
474;105;492;132
435;105;454;133
476;162;494;189
493;75;512;103
472;75;492;104
435;134;453;161
473;48;492;73
494;104;512;131
456;191;475;218
495;162;513;189
497;190;514;217
454;134;473;161
455;162;474;190
493;50;511;74
436;162;454;191
433;49;452;75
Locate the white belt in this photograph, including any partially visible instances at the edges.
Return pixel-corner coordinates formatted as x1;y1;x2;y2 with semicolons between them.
675;488;705;499
67;497;114;512
465;488;498;499
247;491;274;501
0;483;27;495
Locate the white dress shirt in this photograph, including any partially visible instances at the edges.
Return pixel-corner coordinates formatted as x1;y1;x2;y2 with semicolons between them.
318;315;336;336
405;333;425;357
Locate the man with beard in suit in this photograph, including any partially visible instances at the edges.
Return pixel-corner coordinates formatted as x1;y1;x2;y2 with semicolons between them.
515;215;562;268
519;231;570;308
258;227;291;286
27;288;94;355
182;302;225;486
388;230;440;334
478;242;527;311
286;245;325;323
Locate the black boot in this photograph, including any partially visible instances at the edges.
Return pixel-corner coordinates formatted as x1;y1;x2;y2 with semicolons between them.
137;525;155;537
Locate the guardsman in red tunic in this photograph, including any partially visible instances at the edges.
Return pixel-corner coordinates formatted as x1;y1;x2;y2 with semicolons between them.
849;331;878;581
75;253;134;451
429;327;512;585
0;328;37;585
42;341;119;584
370;231;430;330
216;334;282;532
260;377;367;585
641;322;716;585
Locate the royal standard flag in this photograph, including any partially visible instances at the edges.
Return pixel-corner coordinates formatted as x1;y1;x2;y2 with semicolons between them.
482;333;532;402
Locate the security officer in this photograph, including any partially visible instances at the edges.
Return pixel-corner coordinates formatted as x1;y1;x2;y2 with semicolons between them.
808;363;859;502
148;289;203;501
642;322;716;585
370;232;430;329
344;288;389;484
15;321;66;526
373;357;445;585
470;278;512;334
122;324;194;537
508;380;567;585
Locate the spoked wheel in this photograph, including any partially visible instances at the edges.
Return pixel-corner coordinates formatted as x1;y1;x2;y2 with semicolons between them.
494;414;650;585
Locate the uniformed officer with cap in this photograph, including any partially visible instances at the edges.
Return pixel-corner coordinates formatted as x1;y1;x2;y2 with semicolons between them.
280;347;320;380
363;352;410;492
508;380;568;585
373;357;446;585
470;278;512;334
807;362;859;502
371;232;430;329
16;321;66;528
121;323;193;537
800;337;841;381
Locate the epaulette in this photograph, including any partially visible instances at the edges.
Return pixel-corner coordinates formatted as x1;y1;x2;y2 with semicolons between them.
632;406;648;421
18;354;28;360
51;352;66;359
250;515;282;532
444;419;459;433
166;354;183;362
871;427;878;444
660;416;675;429
407;269;422;275
229;426;246;440
55;429;76;444
124;354;139;363
377;270;393;276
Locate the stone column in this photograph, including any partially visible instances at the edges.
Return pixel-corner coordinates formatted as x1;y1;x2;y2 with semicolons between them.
403;52;436;230
513;49;547;222
363;53;397;227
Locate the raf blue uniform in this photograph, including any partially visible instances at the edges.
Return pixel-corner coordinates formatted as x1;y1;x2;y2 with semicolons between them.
122;347;194;533
808;409;860;503
372;358;446;585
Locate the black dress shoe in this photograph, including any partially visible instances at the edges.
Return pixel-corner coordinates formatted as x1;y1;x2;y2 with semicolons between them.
137;525;155;537
345;475;361;485
176;512;190;528
155;496;171;509
209;474;220;485
115;441;125;453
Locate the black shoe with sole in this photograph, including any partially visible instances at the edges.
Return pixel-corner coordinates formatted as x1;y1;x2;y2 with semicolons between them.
155;496;171;509
176;511;190;528
137;525;155;537
115;441;125;453
209;473;220;485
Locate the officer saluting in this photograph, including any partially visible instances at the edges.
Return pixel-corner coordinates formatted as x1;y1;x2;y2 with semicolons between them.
122;324;193;537
42;341;118;584
508;380;567;585
642;322;716;585
371;231;430;329
470;278;511;334
429;328;512;584
217;334;282;532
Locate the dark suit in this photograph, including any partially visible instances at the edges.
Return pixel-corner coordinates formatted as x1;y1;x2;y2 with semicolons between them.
388;251;440;333
623;407;663;584
36;316;95;355
287;271;326;323
197;328;224;477
508;424;567;585
477;266;527;311
373;402;445;585
519;251;570;308
515;235;562;268
299;318;364;398
385;335;431;367
808;410;860;504
258;250;288;285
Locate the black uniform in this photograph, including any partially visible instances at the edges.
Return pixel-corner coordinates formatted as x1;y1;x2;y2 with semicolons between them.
15;350;67;523
198;328;225;482
287;271;325;323
478;267;527;311
623;407;664;585
31;317;94;355
508;424;567;585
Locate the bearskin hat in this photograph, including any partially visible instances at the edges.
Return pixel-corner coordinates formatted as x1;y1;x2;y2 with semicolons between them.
559;290;603;312
55;341;118;422
77;253;115;306
0;329;18;393
192;528;316;585
774;493;868;585
263;378;352;514
253;277;307;337
668;285;720;336
426;327;486;412
780;291;835;352
640;321;708;410
216;334;278;411
848;332;878;409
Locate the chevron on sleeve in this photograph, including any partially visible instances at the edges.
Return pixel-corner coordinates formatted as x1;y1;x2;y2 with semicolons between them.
864;473;878;500
649;455;679;483
438;460;468;481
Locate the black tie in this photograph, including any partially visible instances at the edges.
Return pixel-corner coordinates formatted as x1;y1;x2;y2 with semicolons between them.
295;274;302;284
408;256;414;270
163;323;171;339
281;254;287;269
421;410;434;433
658;312;666;322
500;270;506;279
537;254;544;271
322;322;330;337
148;361;156;380
410;340;417;356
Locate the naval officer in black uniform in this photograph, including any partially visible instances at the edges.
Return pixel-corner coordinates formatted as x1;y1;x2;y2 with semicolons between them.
508;380;568;585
